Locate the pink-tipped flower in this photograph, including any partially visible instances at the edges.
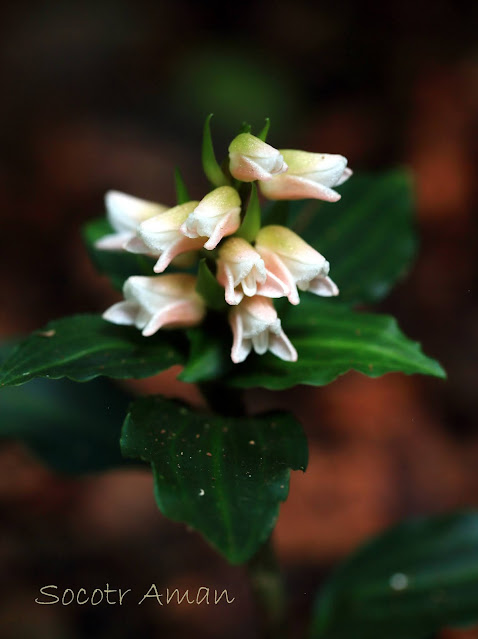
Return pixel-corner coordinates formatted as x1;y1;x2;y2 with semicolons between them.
131;201;206;273
228;133;288;182
102;274;205;337
217;237;288;305
95;191;169;250
229;296;297;364
180;187;241;251
260;150;352;202
255;225;339;305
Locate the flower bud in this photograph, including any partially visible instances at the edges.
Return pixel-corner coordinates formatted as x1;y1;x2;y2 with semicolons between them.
260;150;352;202
255;225;339;305
102;274;205;336
228;133;288;182
180;187;241;251
229;296;297;364
132;201;206;273
95;191;168;250
217;237;288;305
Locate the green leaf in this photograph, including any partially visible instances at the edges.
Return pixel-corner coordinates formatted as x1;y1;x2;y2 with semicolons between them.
289;170;418;304
236;183;261;243
227;297;445;390
82;217;156;290
174;167;190;204
121;396;308;564
311;511;478;639
257;117;270;142
202;114;229;187
179;320;233;383
0;315;186;387
239;121;252;134
263;200;290;227
196;259;228;312
0;377;134;474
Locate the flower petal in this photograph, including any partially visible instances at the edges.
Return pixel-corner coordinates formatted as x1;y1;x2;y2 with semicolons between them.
95;232;133;251
230;310;251;363
260;174;341;202
256;246;299;304
102;300;139;326
304;275;339;297
268;329;298;362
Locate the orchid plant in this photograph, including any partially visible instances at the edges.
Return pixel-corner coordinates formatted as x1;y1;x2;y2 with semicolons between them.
4;116;475;639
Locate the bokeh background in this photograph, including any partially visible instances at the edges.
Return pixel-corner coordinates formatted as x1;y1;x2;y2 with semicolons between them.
0;1;477;637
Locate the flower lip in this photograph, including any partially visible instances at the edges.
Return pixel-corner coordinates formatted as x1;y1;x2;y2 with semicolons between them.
228;133;288;183
259;150;351;201
95;191;168;251
102;274;205;336
134;201;205;273
105;190;168;232
255;225;339;304
180;186;241;251
229;296;297;364
280;150;347;180
217;237;289;306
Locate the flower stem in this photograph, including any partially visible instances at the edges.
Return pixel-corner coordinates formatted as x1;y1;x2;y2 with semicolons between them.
198;385;287;636
246;536;288;639
198;382;246;417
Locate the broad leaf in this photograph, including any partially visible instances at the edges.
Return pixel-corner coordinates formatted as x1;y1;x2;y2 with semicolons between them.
0;315;186;387
121;396;308;563
227;297;445;390
311;511;478;639
288;170;417;304
82;217;156;290
0;377;133;474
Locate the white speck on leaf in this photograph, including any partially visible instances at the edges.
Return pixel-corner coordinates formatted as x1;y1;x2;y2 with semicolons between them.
390;573;408;591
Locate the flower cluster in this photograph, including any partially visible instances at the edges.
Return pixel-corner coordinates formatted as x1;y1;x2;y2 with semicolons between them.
100;131;351;363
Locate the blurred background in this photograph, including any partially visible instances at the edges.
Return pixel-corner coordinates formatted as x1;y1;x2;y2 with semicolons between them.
0;0;477;637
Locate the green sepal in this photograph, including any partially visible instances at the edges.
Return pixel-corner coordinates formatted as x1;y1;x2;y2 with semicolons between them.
179;320;233;384
196;259;228;312
257;117;271;142
235;183;261;243
202;114;230;188
174;167;190;204
239;121;252;134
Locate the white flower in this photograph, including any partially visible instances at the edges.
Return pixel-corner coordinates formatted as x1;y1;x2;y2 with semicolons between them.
260;150;352;202
228;133;288;182
131;201;206;273
102;274;205;336
255;225;339;305
217;237;288;305
180;187;241;251
95;191;168;250
229;296;297;364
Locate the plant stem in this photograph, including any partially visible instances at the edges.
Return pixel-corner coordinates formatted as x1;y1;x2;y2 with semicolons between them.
246;536;288;639
198;382;246;417
199;385;287;636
